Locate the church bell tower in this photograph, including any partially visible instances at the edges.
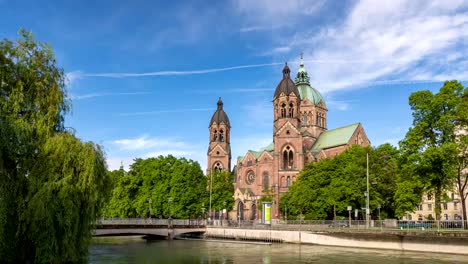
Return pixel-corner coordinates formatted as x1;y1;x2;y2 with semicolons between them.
207;98;231;174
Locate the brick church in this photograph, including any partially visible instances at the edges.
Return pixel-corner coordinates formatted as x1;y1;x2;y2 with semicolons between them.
207;56;370;221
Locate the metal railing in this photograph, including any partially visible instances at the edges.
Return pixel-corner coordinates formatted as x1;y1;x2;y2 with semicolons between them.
207;219;468;233
97;218;206;227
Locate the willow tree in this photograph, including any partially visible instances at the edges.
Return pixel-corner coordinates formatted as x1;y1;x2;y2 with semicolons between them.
0;29;107;263
396;81;467;220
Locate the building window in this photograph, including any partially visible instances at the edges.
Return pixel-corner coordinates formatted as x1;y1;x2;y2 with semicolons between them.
246;171;255;185
408;214;412;220
219;129;224;142
283;146;294;170
281;103;286;118
444;214;449;220
427;194;432;200
418;204;423;211
302;114;308;125
454;202;458;210
263;172;269;191
428;203;432;210
418;214;423;221
247;160;252;166
213;162;223;172
286;176;291;187
213;130;218;141
316;112;325;127
443;203;448;210
288;103;294;118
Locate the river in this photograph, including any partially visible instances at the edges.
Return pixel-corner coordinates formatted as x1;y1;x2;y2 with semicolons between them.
89;237;468;263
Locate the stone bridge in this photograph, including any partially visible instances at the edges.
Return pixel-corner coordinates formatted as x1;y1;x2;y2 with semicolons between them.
94;218;206;239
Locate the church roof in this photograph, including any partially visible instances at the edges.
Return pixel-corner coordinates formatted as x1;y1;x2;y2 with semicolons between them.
311;123;360;150
210;97;230;127
237;142;274;163
273;63;300;99
295;55;326;107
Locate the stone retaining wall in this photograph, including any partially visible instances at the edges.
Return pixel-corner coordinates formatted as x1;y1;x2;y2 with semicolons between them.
206;227;468;255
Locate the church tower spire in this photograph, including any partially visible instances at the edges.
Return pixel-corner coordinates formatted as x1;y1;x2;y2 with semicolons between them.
207;97;231;174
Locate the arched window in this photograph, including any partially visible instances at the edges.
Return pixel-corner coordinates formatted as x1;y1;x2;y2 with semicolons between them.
263;172;269;191
213;130;218;141
288;103;294;118
302;114;308;125
286;176;291;187
281;103;286;118
213;162;223;171
282;146;294;170
220;129;224;142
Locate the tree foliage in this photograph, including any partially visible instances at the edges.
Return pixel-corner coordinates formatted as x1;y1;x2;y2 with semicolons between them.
396;81;467;219
281;144;399;220
103;155;208;219
208;170;234;213
0;29;107;263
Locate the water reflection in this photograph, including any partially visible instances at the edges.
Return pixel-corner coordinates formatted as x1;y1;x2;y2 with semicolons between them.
89;237;468;264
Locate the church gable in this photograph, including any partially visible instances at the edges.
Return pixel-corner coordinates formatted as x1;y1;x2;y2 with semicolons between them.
208;144;228;156
258;151;273;162
275;121;301;137
347;123;371;146
241;151;257;166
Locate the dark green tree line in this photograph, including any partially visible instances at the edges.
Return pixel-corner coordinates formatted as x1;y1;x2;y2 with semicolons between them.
0;29;108;263
103;155;208;219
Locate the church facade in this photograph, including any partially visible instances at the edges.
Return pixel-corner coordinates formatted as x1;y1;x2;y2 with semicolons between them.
207;57;370;221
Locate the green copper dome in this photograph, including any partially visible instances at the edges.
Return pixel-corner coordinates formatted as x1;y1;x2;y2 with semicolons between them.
294;55;326;107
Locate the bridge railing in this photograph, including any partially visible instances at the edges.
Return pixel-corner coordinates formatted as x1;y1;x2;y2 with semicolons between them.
207;219;468;233
97;218;206;227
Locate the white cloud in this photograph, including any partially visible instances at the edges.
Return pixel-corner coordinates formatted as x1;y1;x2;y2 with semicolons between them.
326;100;353;111
294;0;468;92
234;0;325;31
65;71;84;87
106;135;205;171
65;62;284;80
115;108;215;117
71;92;150;100
112;135;187;151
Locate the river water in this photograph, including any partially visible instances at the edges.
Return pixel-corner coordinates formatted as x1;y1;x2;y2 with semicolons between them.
89;237;468;264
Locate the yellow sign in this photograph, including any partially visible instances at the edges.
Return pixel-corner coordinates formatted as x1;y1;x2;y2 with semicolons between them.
265;206;271;222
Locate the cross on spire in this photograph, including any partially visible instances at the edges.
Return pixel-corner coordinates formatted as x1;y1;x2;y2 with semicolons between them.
300;52;304;66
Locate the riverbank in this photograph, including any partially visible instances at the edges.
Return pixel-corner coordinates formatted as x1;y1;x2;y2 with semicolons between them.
205;227;468;255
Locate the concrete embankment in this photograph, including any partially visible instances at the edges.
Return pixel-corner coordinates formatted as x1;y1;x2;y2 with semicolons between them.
205;227;468;255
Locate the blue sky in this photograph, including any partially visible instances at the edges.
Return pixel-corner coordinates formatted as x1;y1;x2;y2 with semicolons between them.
1;0;467;171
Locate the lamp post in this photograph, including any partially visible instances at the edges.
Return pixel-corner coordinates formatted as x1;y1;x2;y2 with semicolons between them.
377;204;381;230
201;203;206;219
366;152;370;228
347;206;352;227
209;173;213;221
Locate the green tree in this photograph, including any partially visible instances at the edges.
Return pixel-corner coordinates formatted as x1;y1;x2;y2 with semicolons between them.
0;29;107;263
281;145;398;220
208;170;234;215
103;155;207;219
396;81;467;220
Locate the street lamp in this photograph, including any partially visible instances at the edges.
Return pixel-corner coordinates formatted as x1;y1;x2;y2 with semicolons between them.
347;206;352;227
366;152;370;228
377;204;382;230
209;173;213;221
223;201;227;222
